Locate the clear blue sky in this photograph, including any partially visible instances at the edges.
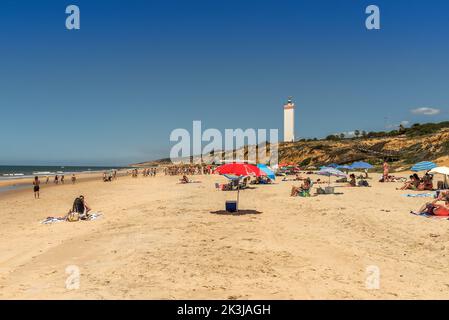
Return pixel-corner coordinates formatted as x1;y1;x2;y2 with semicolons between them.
1;0;448;166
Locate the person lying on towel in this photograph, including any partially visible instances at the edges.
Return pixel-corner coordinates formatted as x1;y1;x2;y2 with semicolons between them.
416;195;449;216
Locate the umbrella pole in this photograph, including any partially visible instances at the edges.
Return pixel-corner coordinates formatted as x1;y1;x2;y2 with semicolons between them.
237;184;240;212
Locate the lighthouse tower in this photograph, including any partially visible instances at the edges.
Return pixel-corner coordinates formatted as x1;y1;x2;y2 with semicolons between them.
283;97;295;142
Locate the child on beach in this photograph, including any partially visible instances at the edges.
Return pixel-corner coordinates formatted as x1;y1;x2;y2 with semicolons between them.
71;174;76;184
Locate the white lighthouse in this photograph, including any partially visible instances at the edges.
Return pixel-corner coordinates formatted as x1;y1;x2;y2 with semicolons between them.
283;97;295;142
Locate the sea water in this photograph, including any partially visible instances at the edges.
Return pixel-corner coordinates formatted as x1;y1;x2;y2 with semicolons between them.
0;165;128;180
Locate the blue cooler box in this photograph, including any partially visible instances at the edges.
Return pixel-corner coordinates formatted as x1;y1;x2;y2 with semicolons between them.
226;201;238;212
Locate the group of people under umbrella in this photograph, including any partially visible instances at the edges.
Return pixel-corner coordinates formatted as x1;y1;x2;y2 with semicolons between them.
212;160;449;213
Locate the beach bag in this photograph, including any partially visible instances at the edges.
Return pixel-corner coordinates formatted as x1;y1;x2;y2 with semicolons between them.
67;212;80;222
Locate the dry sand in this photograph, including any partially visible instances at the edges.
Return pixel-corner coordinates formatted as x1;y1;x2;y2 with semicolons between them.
0;173;448;299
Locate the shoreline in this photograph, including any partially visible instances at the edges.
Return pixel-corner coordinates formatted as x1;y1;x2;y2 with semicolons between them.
0;169;130;198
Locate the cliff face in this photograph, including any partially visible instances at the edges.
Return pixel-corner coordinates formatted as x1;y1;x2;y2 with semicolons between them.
278;129;449;168
133;129;449;169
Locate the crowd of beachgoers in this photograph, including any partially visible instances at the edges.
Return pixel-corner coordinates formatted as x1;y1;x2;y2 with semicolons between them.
19;159;449;223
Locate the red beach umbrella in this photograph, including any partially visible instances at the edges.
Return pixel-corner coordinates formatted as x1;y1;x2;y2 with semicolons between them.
214;163;264;212
214;163;264;177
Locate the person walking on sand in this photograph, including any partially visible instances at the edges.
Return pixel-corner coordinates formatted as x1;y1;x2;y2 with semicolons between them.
61;175;65;184
33;176;40;199
54;175;59;185
71;174;76;184
45;176;49;184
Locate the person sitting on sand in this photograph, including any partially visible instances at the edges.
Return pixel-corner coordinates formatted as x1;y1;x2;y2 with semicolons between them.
398;175;416;190
290;178;311;196
68;195;91;219
180;175;190;184
348;174;356;187
415;195;449;216
420;172;434;191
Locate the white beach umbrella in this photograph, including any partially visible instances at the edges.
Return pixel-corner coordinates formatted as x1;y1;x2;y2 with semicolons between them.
429;167;449;176
429;167;449;188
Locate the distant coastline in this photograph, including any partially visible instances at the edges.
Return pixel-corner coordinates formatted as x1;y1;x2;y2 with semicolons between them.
0;165;130;181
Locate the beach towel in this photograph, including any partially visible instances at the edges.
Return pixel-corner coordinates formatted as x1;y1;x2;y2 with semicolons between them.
41;217;65;224
40;212;103;224
402;193;436;198
410;211;449;220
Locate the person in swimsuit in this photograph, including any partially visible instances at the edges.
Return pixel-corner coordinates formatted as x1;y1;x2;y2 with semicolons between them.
68;195;92;218
291;178;312;196
416;195;449;216
54;175;59;184
382;161;389;182
33;176;40;199
71;174;76;184
349;174;357;187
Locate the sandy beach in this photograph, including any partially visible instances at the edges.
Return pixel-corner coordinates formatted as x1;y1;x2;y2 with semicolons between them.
0;172;448;300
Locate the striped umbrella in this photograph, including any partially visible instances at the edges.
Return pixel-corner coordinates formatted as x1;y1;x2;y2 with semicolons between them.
411;161;437;172
257;164;276;180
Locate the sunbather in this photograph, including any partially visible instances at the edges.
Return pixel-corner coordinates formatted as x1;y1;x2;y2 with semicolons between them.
348;174;356;187
179;175;190;184
419;172;434;191
290;178;312;196
415;195;449;216
398;175;420;190
67;195;92;220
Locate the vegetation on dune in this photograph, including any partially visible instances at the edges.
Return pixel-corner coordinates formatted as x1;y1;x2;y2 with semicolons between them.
134;122;449;171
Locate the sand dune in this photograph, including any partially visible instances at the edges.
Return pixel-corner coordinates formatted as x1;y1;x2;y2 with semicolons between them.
0;174;448;299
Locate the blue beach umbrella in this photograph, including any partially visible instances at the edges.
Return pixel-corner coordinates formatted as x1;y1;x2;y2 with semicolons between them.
350;161;373;170
337;165;352;170
257;164;276;180
411;161;437;172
